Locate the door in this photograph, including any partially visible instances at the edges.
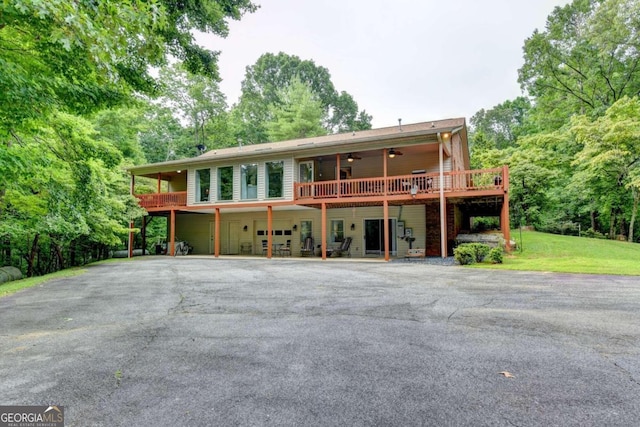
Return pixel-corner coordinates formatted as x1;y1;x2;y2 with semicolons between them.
299;161;314;198
364;219;396;255
227;221;240;254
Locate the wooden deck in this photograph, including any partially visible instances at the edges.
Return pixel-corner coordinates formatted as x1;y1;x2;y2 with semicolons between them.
134;168;507;210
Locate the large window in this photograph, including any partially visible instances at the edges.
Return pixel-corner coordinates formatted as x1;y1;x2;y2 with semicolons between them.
195;168;210;202
241;163;258;200
217;166;233;201
266;161;284;198
330;220;344;243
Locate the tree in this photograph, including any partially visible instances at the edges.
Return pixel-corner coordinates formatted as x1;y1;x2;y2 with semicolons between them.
157;62;229;154
234;52;372;143
0;0;257;133
570;97;640;241
469;97;532;151
265;77;327;141
518;0;640;129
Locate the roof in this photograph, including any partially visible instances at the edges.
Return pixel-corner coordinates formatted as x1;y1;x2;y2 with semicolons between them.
128;118;466;175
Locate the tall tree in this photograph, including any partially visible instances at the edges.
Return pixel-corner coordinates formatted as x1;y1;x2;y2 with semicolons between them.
265;77;327;141
234;52;372;143
0;0;257;133
518;0;640;129
570;97;640;241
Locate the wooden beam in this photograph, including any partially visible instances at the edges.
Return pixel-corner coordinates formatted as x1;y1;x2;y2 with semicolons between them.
439;137;447;258
267;205;273;258
383;200;390;261
170;209;176;257
321;202;327;260
501;165;511;252
215;208;221;257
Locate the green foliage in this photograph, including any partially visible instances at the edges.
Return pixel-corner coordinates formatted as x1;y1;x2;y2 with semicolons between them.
468;243;491;262
471;217;500;232
518;0;640;129
581;228;606;239
265;77;327;141
234;52;372;143
454;244;477;265
488;247;504;264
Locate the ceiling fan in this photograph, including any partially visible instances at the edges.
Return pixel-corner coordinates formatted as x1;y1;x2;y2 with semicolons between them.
345;153;361;162
388;148;404;158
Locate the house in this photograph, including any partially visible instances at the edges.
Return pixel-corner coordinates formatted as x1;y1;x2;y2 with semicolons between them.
127;118;510;260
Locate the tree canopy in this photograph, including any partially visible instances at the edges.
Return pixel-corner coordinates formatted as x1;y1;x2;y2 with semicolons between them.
234;52;372;143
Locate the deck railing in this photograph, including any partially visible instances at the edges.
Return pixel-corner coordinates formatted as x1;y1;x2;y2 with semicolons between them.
294;168;505;201
135;192;187;208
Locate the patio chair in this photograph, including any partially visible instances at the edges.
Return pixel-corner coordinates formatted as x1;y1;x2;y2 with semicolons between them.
279;240;291;257
327;237;352;257
261;239;268;255
300;237;314;257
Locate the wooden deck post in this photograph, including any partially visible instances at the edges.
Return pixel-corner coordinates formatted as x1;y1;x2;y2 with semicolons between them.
157;173;161;194
438;134;447;258
128;174;135;258
502;165;511;252
383;200;390;261
141;215;146;256
336;154;341;198
170;209;176;257
321;202;327;260
267;205;273;259
215;208;221;257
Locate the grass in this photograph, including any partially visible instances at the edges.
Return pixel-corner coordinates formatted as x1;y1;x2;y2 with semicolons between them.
0;267;88;298
472;230;640;275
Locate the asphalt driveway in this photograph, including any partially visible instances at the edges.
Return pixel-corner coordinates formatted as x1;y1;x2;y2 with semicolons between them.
1;257;639;426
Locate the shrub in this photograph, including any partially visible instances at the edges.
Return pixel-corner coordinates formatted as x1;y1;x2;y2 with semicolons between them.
488;247;503;264
581;228;606;239
468;243;491;262
454;244;476;265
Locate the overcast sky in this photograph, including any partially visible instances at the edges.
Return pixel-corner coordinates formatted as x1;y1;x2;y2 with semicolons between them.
196;0;571;128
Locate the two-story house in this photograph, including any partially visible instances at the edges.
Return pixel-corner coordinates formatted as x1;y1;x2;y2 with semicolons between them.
127;118;510;260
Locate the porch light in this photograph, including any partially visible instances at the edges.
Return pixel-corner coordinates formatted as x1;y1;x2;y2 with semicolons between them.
347;153;354;163
243;225;248;232
388;148;396;158
293;224;298;231
350;223;355;231
177;170;182;173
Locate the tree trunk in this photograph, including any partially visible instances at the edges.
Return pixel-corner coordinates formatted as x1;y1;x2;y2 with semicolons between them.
26;234;39;278
54;243;65;271
609;209;616;239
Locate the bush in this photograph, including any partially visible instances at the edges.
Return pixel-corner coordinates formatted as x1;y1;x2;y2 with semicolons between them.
488;247;503;264
580;228;606;239
468;243;491;262
454;244;476;265
471;217;500;232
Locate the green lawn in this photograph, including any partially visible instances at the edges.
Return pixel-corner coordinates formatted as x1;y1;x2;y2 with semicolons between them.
472;230;640;275
0;268;87;298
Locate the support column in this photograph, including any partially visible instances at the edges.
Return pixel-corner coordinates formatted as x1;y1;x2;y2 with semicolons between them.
128;174;135;258
141;216;147;256
321;202;327;260
336;154;341;198
215;208;221;258
157;173;161;194
438;134;447;258
267;205;273;259
383;200;390;261
170;209;176;257
383;148;388;195
501;165;511;252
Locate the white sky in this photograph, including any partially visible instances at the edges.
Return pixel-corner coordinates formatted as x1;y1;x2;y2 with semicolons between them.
196;0;571;128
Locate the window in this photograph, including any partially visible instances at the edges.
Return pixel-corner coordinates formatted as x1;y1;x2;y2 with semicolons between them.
241;163;258;200
266;161;284;198
217;166;233;201
195;168;210;202
300;220;312;243
330;220;344;243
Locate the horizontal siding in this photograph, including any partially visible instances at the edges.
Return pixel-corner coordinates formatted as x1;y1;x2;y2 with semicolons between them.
173;203;436;258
